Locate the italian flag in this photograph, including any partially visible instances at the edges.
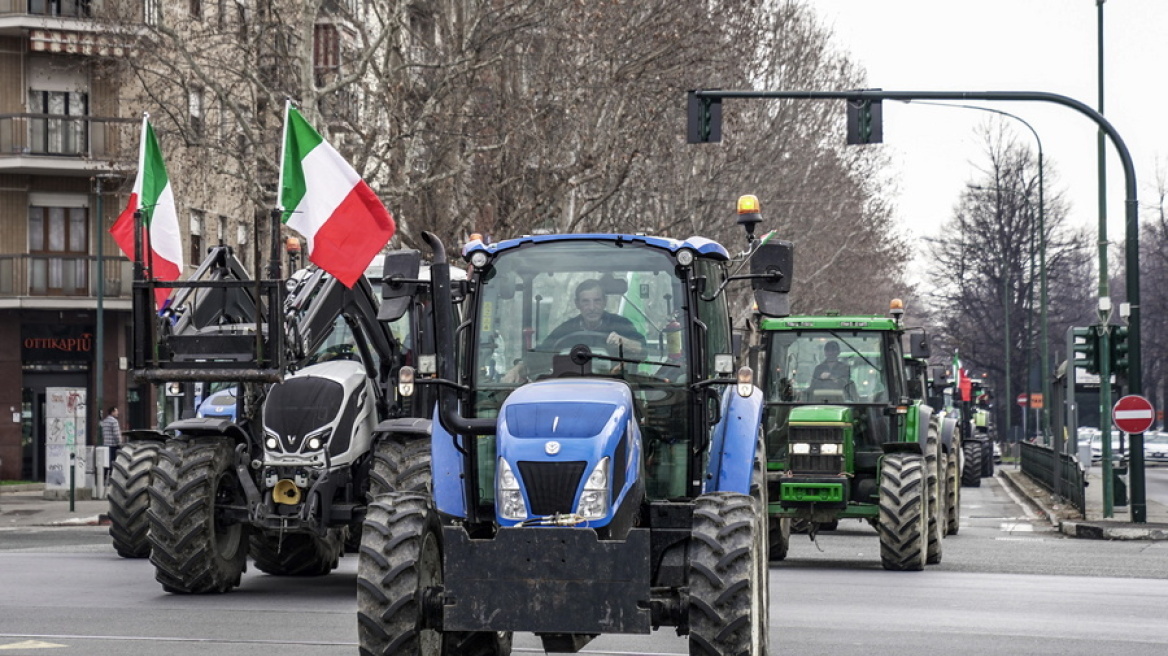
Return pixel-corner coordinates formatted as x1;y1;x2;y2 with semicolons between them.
109;117;183;310
953;351;971;402
278;103;395;287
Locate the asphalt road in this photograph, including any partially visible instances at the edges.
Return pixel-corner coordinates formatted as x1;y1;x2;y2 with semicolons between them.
1;477;1167;655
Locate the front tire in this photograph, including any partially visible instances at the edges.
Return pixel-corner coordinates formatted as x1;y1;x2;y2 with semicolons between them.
108;440;161;558
689;492;768;655
148;438;248;593
356;492;510;656
925;432;944;565
945;454;961;535
878;453;927;572
961;441;982;488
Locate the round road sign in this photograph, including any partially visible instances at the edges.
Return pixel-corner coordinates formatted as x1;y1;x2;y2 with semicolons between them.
1016;393;1028;407
1113;394;1156;434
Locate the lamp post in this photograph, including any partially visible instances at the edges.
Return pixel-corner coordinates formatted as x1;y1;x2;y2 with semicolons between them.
905;100;1048;446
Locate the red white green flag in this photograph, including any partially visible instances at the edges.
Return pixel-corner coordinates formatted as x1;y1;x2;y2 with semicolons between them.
109;116;182;310
278;103;395;287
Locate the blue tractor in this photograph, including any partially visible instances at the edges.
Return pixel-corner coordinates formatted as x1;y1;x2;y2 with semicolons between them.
357;214;793;654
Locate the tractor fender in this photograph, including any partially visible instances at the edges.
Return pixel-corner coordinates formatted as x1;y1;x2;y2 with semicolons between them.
372;417;431;439
915;405;934;447
939;415;958;454
704;385;764;495
122;429;169;444
164;417;250;445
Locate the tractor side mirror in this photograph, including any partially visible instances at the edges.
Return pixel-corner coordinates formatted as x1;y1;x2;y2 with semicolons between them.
751;239;793;318
910;332;931;359
378;250;422;322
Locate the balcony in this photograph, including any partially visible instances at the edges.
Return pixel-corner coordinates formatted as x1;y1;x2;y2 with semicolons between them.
0;1;109;36
0;253;132;309
0;113;136;176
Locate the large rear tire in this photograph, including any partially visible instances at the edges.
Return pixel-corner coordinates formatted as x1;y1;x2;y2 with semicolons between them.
981;441;995;477
148;438;248;593
925;433;944;565
877;453;927;572
768;517;791;561
108;440;161;558
945;454;961;535
357;492;510;656
369;435;432;496
961;441;982;488
689;492;768;656
250;530;344;576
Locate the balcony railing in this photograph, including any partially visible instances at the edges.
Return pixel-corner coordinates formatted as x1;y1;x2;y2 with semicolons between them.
0;113;136;161
0;1;97;19
0;254;132;299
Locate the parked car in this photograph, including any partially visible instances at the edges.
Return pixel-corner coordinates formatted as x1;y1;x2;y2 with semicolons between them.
993;441;1003;464
1143;432;1168;465
1089;432;1128;464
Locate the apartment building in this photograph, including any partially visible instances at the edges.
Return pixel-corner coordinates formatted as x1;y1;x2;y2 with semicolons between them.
0;0;142;483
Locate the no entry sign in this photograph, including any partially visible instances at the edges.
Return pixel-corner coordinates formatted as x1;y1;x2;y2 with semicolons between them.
1113;394;1156;434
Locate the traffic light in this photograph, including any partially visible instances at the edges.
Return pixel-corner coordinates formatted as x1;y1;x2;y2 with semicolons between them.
846;96;883;145
1111;324;1130;376
686;91;722;144
1071;326;1100;374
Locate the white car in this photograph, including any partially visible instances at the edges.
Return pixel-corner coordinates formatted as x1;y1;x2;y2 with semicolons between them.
1143;432;1168;465
1089;433;1128;464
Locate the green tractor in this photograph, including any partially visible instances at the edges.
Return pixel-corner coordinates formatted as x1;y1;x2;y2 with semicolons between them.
757;303;953;570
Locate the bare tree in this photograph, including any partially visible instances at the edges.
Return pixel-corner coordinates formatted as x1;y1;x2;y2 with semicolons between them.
925;122;1094;433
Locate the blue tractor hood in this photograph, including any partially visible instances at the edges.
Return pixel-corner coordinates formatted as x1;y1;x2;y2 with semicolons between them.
495;379;642;529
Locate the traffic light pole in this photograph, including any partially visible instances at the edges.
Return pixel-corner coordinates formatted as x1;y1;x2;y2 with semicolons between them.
689;87;1145;521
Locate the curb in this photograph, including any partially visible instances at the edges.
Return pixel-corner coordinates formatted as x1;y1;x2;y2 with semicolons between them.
0;484;47;495
1059;520;1168;541
995;470;1061;527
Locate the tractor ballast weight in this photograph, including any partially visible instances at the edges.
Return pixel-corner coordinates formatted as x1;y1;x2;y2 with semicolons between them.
758;311;952;570
358;227;792;654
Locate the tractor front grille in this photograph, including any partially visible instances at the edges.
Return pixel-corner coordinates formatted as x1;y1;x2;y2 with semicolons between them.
517;461;587;516
789;425;845;474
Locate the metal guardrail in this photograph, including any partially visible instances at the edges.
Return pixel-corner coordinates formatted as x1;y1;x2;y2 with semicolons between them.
0;254;131;298
1020;441;1087;514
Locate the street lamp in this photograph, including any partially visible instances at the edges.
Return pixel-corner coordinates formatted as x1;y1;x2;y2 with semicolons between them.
901;100;1049;446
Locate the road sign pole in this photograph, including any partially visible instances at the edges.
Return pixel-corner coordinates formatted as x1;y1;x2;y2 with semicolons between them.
1113;394;1155;523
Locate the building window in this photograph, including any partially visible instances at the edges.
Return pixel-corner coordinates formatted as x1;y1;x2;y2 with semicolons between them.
236;223;248;269
144;0;162;26
28;90;88;156
28;206;89;296
28;1;92;18
190;0;202;19
190;210;205;263
217;215;227;247
189;87;205;138
314;24;340;84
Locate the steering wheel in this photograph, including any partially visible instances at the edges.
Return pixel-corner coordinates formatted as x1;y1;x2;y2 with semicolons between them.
549;330;613;355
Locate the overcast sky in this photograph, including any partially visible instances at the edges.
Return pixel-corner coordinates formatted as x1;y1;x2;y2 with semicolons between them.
803;0;1165;251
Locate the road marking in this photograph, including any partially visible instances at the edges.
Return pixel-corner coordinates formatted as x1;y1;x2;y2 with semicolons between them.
1000;522;1035;532
995;537;1046;542
0;641;66;650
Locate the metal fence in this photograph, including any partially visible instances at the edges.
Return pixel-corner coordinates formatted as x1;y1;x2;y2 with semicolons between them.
1020;441;1087;514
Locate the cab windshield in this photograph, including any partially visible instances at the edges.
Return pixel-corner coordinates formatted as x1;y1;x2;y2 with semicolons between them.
765;331;891;404
471;240;693;499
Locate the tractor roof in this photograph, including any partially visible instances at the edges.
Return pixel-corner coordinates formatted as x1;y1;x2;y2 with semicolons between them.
760;315;899;331
461;233;730;261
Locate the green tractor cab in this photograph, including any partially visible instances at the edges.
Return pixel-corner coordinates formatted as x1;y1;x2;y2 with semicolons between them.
759;308;952;570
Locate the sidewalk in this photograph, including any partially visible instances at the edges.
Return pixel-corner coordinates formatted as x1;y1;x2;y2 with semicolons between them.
999;463;1168;540
0;484;110;528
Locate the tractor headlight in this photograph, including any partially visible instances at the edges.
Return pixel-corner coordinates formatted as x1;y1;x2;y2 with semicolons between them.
264;430;280;451
304;427;330;452
791;443;811;455
497;458;528;520
576;457;610;520
820;443;841;455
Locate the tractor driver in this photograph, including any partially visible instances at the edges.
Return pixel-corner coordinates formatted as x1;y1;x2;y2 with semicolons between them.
541;279;645;356
811;340;851;390
501;279;646;384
